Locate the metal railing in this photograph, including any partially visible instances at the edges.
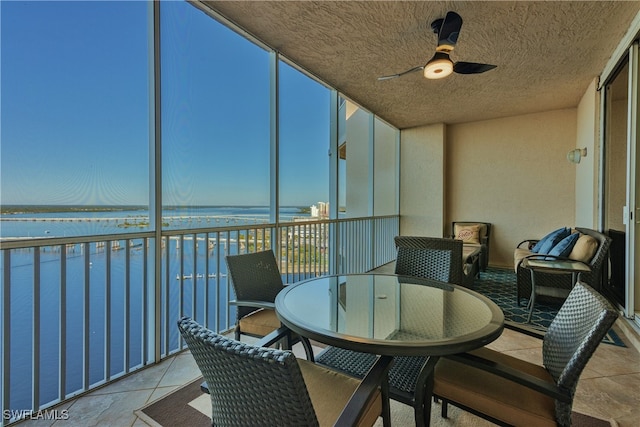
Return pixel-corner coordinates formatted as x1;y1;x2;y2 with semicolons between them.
0;214;398;425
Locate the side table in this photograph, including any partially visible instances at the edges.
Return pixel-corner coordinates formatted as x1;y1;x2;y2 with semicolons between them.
521;257;591;323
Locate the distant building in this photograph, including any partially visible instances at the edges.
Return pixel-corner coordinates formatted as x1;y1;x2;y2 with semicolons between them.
310;202;329;218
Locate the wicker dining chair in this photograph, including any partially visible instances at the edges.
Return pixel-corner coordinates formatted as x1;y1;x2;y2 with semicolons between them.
226;250;283;341
225;249;314;360
393;236;463;285
177;317;393;427
433;281;618;426
316;236;464;426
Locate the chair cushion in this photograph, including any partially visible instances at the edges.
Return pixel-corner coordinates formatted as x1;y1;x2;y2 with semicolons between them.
568;234;598;263
238;309;281;337
547;232;580;258
299;359;382;427
532;227;570;254
454;224;481;244
434;347;557;427
514;247;532;272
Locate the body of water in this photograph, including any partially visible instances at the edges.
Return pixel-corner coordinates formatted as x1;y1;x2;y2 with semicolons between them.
1;206;311;411
0;206;305;239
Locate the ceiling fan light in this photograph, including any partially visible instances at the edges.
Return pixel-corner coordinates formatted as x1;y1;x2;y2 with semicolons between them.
424;53;453;79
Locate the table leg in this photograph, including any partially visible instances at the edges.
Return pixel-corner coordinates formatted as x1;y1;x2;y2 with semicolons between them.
413;356;440;427
527;269;536;323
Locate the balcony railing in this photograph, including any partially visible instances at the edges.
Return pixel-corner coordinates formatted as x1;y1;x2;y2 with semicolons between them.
0;215;398;425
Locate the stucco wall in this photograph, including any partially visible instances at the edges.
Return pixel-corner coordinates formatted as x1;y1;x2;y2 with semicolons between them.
399;124;446;236
447;109;577;267
575;78;600;228
345;108;371;217
400;109;578;268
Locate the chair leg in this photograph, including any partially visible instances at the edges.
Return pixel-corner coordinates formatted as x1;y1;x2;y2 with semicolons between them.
200;381;210;394
300;336;315;362
381;368;391;427
413;356;439;427
441;400;448;418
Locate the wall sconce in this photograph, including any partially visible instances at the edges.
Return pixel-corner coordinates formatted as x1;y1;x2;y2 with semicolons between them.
567;147;587;164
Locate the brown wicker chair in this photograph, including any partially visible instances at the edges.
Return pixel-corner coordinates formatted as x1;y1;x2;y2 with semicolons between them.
226;249;313;359
434;281;618;426
316;236;464;426
451;221;492;272
516;227;611;306
177;317;393;427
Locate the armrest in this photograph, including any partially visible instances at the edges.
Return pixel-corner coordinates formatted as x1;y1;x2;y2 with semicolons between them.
229;299;276;310
445;352;571;403
335;355;393;427
517;239;539;250
254;326;292;348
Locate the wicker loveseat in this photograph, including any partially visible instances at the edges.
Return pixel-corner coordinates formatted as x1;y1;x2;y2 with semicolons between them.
514;227;611;306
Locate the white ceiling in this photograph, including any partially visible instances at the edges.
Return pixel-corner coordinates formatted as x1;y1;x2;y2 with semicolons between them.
198;1;640;130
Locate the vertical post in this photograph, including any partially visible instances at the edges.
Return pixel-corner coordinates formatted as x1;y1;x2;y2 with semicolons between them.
150;0;163;364
626;42;638;318
2;251;11;425
105;242;112;380
59;246;67;400
329;90;339;275
270;51;280;258
83;246;90;390
32;248;40;410
124;240;131;373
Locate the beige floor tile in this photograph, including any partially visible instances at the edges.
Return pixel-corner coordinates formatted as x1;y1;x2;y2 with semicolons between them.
156;353;200;388
89;359;173;396
131;418;151;427
486;327;543;352
20;389;155;427
584;343;640;377
574;372;640;423
5;403;73;427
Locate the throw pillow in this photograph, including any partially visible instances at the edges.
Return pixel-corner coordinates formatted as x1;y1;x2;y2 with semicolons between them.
532;227;570;254
547;232;580;258
568;234;598;263
455;224;481;244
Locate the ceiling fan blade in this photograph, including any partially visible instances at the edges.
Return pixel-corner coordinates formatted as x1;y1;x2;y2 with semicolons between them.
453;62;497;74
437;11;463;52
378;65;424;81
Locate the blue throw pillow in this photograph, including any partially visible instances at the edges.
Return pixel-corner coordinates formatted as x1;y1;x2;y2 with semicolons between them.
532;227;570;254
547;232;580;258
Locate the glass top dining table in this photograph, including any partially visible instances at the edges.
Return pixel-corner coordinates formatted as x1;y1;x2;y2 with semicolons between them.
275;273;504;357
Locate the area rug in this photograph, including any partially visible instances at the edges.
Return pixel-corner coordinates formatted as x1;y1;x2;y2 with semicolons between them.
136;377;615;427
474;267;625;347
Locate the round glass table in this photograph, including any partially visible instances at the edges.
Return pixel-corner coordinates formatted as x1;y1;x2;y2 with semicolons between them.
276;274;504;357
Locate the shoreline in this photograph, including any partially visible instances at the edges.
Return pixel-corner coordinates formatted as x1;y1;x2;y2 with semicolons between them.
0;205;309;215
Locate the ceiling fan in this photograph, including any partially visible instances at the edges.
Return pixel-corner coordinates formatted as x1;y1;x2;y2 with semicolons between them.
378;11;497;81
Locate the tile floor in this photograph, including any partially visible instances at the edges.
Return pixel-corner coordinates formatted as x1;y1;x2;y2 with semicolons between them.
11;319;640;427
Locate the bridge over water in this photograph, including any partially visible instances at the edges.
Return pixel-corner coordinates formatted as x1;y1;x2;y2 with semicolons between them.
0;215;270;223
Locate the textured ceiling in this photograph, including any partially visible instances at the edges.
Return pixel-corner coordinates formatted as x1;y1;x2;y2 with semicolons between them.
198;1;639;129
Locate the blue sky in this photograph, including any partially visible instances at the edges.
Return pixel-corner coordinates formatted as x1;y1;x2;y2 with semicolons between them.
1;0;330;207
